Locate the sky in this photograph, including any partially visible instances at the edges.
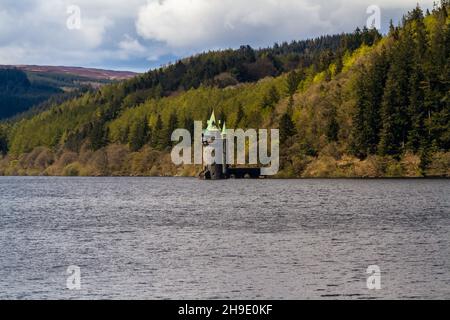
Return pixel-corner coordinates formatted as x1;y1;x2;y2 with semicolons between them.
0;0;436;72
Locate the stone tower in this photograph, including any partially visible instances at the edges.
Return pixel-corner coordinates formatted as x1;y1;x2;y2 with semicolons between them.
201;110;228;180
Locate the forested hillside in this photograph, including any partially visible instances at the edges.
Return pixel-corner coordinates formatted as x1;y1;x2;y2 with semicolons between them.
0;2;448;177
0;69;63;119
0;66;136;120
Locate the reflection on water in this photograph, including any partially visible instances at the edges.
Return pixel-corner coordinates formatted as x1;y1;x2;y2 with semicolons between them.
0;177;449;299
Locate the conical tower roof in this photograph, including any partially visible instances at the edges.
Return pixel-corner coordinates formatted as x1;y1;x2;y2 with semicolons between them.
206;110;220;132
221;121;227;135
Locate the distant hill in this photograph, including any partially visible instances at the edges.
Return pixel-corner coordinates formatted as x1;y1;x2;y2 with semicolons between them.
0;69;62;119
3;65;138;81
0;2;448;177
0;66;139;120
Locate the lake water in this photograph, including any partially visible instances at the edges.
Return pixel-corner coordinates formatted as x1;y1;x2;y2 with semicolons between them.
0;177;449;300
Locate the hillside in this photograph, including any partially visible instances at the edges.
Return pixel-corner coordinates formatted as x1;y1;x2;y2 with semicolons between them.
6;65;138;81
0;2;448;177
0;69;64;120
0;66;138;120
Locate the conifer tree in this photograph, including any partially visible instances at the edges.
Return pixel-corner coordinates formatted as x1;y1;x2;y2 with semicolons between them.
218;109;227;125
261;85;280;110
424;2;449;150
0;125;7;155
166;113;179;147
286;71;301;97
279;112;296;142
326;107;339;142
406;8;427;152
378;73;406;157
89;119;108;151
152;115;165;150
183;115;194;142
129;116;149;152
351;49;388;157
378;32;412;157
235;104;244;128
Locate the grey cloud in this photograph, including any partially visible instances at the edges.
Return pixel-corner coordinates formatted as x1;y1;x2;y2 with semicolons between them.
0;0;436;71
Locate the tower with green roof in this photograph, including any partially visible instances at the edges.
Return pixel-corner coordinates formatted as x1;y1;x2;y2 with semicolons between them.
201;110;228;179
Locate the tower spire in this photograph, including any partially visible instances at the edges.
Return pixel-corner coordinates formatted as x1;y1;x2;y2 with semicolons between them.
221;121;227;135
206;110;219;131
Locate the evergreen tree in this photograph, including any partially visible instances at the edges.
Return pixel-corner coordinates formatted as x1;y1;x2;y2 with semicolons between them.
269;85;280;103
367;49;389;150
287;95;294;116
128;116;149;152
286;71;301;96
406;8;427;152
183;114;194;142
218;109;227;125
0;125;7;155
326;107;339;142
351;70;366;155
261;85;280;109
351;49;388;157
152;115;165;150
378;33;412;157
378;74;406;157
424;2;449;150
235;104;244;128
419;143;432;176
279;112;296;142
335;53;344;75
389;20;398;39
88;118;108;151
166;113;179;147
406;65;426;152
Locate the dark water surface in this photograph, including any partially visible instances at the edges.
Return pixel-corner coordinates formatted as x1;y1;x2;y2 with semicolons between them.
0;177;449;299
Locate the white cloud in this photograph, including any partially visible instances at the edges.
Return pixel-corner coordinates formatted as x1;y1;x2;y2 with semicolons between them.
0;0;148;67
118;34;147;59
0;0;436;70
0;45;27;65
136;0;325;49
136;0;435;52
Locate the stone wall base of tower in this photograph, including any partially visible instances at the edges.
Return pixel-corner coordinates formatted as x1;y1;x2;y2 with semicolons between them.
200;164;225;180
199;165;262;180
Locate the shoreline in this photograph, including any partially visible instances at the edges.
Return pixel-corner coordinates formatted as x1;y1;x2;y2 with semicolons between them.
0;175;449;180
